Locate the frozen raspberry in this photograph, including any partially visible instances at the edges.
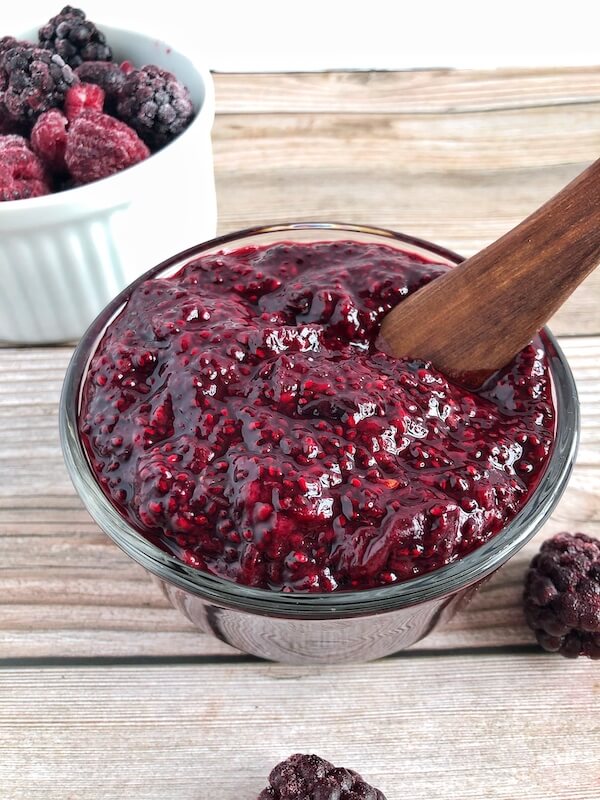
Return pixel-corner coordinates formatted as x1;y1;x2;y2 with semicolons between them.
75;61;125;111
64;81;104;120
116;64;194;150
0;134;51;201
258;754;387;800
119;60;135;75
65;110;149;184
524;532;600;659
1;46;77;124
38;5;112;68
31;109;68;173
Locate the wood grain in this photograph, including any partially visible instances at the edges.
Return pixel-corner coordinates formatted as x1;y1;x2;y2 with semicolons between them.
213;68;600;114
0;657;598;800
0;337;597;658
212;107;600;173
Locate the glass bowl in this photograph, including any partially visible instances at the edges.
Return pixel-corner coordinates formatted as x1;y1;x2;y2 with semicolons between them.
59;222;579;664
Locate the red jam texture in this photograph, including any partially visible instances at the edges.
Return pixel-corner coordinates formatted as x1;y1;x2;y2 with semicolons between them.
79;240;555;592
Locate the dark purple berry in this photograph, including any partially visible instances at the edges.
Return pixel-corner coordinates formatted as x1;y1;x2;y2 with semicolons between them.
257;754;387;800
75;61;126;112
116;64;193;150
39;5;112;68
0;36;30;68
1;46;78;124
524;532;600;659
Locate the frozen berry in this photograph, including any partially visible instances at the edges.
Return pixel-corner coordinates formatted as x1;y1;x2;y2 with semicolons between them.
38;5;112;68
0;36;29;67
2;46;77;124
119;60;135;75
0;100;25;135
31;109;68;173
0;134;51;201
258;754;387;800
524;532;600;659
64;81;104;120
116;64;193;150
65;110;149;184
75;61;125;111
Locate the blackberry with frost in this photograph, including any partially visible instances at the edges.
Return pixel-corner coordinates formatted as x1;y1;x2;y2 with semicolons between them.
39;6;112;68
75;61;126;112
523;532;600;659
0;38;28;132
1;46;77;124
257;753;387;800
0;37;29;68
116;64;194;150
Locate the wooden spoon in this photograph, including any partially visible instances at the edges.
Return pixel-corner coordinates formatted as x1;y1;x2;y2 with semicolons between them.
376;157;600;389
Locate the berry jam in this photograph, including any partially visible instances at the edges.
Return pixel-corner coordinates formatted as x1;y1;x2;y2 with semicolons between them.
79;240;555;592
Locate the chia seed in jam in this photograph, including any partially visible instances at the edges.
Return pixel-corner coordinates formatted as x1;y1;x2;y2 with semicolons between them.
79;240;555;592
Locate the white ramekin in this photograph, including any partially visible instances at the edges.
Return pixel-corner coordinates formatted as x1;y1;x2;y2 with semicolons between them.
0;25;217;344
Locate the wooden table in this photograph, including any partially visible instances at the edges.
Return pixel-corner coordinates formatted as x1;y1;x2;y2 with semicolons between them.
1;69;599;799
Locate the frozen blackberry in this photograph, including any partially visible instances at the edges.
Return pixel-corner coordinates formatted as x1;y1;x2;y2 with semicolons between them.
116;64;194;150
39;6;112;68
2;46;77;124
0;37;29;68
75;61;126;111
257;754;387;800
524;532;600;659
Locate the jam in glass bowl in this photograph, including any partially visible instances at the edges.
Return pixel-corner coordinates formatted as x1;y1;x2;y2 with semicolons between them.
60;222;579;664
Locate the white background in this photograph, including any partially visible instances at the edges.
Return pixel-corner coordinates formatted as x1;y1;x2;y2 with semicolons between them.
4;0;600;71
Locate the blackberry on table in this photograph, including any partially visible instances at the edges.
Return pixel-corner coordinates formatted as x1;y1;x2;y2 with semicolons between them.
39;5;112;68
116;64;193;150
524;531;600;659
257;754;387;800
1;46;77;124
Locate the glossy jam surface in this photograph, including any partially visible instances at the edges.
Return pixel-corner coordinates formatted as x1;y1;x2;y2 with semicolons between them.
79;240;555;592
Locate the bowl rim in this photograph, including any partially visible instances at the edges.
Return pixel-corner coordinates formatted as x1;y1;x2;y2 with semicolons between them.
0;22;215;217
59;221;580;619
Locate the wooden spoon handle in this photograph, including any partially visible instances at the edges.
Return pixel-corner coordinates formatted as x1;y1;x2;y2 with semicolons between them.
377;157;600;388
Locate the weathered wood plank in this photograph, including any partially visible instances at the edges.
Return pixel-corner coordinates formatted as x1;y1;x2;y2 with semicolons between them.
0;339;597;658
0;657;598;799
214;68;600;114
212;107;600;173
